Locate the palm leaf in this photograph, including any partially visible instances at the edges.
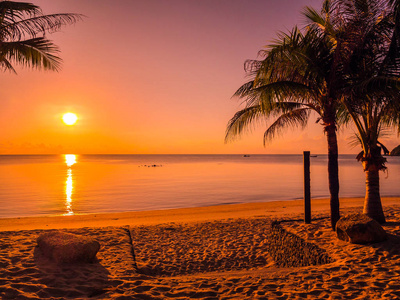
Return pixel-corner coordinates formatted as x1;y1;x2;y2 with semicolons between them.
347;76;400;98
233;81;254;98
225;105;266;143
0;1;41;19
348;132;363;149
1;37;62;71
0;56;16;73
251;81;315;105
1;13;84;41
377;141;390;155
263;107;310;144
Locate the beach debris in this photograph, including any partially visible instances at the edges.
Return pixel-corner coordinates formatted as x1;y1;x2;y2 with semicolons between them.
335;213;387;244
267;221;333;267
37;231;100;264
139;164;163;167
126;226;138;271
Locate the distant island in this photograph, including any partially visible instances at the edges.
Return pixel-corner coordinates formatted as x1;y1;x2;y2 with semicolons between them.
391;145;400;156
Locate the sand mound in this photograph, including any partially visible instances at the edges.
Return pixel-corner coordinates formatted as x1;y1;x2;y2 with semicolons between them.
267;221;333;267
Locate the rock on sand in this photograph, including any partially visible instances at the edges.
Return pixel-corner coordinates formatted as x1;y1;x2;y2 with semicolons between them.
37;230;100;264
335;213;387;244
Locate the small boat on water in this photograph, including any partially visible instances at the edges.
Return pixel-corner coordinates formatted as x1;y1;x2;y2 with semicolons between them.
243;155;250;157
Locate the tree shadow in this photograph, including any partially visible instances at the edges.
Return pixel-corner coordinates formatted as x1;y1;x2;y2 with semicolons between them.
0;228;120;299
33;246;112;298
364;223;400;260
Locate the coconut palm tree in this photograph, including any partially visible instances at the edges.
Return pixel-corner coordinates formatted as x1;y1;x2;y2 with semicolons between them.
227;0;400;227
333;0;400;223
0;1;83;73
305;0;400;223
225;14;345;230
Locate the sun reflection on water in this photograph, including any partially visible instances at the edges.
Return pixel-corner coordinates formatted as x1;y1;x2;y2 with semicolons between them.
65;154;76;167
64;154;76;215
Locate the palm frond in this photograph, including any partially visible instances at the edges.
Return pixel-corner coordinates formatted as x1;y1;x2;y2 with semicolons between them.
348;132;363;148
251;81;315;105
336;99;351;126
348;76;400;98
303;6;331;33
377;140;390;155
376;126;392;140
0;1;41;18
0;56;16;73
225;105;266;143
1;37;62;71
0;2;83;73
225;102;310;144
380;107;400;130
1;13;84;41
232;81;254;98
263;107;311;145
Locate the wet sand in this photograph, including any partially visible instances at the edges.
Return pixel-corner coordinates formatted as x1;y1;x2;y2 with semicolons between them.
0;197;399;299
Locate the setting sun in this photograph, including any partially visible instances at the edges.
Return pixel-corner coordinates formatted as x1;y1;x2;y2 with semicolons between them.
62;113;78;126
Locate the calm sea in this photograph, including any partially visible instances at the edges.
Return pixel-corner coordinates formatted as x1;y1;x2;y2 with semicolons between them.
0;154;399;219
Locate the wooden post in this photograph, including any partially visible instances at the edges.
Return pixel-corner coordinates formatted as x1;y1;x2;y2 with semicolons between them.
304;151;311;224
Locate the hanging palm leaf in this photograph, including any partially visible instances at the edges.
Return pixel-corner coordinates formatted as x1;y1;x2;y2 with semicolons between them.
0;1;84;73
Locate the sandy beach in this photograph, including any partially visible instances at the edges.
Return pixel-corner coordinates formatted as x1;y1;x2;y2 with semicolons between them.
1;197;400;299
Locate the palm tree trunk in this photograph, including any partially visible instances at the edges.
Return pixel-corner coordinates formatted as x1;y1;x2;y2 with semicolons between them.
363;162;386;223
326;124;340;230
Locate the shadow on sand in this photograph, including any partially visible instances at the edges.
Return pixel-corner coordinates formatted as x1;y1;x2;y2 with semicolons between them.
33;246;111;298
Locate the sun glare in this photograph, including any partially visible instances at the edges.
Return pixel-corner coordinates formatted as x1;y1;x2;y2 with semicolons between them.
65;154;76;167
62;112;78;125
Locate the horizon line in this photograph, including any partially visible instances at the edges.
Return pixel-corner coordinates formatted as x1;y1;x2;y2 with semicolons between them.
0;153;360;156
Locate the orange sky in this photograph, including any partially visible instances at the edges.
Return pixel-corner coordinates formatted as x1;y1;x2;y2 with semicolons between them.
1;0;399;155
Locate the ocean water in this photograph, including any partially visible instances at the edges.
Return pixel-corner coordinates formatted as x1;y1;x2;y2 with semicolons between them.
0;154;399;219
